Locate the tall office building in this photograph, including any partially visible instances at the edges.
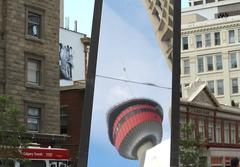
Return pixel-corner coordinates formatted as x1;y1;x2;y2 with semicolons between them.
142;0;173;69
0;0;65;145
181;0;240;107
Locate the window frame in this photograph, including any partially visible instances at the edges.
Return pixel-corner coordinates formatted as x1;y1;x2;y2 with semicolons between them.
228;30;235;44
214;32;221;46
207;80;215;94
25;53;45;89
27;59;41;85
231;78;239;94
208;119;214;143
215;54;223;70
217;79;224;96
198;118;205;141
197;56;204;73
215;120;222;143
25;6;45;40
224;121;230;144
206;55;214;71
60;106;69;134
182;36;189;50
196;34;202;48
183;58;190;75
230;122;236;144
229;51;238;69
205;33;211;47
238;29;240;43
24;102;43;133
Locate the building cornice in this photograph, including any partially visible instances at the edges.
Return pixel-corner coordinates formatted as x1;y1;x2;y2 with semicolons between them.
182;16;240;35
180;99;240;116
182;0;240;13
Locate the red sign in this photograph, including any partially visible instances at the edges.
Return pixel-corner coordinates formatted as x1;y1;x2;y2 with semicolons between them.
21;148;69;160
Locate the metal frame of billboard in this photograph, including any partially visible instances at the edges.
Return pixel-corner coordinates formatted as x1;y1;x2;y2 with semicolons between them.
77;0;181;166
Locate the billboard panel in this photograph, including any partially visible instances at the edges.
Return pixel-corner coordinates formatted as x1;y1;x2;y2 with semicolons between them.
59;28;86;86
79;0;180;167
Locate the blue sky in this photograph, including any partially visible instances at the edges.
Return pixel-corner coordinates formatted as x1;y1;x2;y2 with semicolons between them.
64;0;94;36
182;0;189;8
64;0;189;37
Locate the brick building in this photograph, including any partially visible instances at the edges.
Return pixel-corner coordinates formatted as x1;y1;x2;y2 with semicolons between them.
181;80;240;167
60;81;85;166
0;0;65;145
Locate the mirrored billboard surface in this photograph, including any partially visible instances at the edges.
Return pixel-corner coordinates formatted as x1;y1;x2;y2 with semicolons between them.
87;1;173;167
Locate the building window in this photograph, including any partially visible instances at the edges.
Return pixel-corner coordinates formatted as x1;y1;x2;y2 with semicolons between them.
215;54;223;70
183;59;190;75
205;33;211;47
230;123;236;144
27;107;40;132
182;36;189;50
224;121;230;144
229;52;238;69
214;32;221;46
60;106;68;134
231;78;238;94
199;119;205;141
196;35;202;48
189;117;196;139
180;114;186;139
207;55;213;71
194;1;203;5
206;0;215;3
217;80;224;95
229;30;235;44
238;29;240;43
208;120;214;143
207;80;214;94
153;10;161;21
27;59;41;85
156;0;162;10
216;120;222;143
27;12;41;38
211;157;224;167
238;124;240;144
197;56;204;73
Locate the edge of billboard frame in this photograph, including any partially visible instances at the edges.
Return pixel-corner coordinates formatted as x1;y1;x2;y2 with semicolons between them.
77;0;103;167
77;0;181;166
170;0;181;166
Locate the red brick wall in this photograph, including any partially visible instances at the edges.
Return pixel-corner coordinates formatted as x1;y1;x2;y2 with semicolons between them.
60;89;85;167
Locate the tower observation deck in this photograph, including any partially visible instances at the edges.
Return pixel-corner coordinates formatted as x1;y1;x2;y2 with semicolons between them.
107;99;163;167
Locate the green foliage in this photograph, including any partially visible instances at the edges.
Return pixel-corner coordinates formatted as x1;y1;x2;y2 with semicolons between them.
179;122;206;167
0;96;28;165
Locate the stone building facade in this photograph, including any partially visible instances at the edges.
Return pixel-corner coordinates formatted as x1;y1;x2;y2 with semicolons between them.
181;0;240;107
0;0;65;144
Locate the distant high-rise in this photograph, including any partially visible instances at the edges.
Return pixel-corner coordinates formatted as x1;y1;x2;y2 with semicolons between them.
142;0;173;69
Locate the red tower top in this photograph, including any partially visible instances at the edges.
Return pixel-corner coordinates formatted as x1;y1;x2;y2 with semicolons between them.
107;99;163;160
